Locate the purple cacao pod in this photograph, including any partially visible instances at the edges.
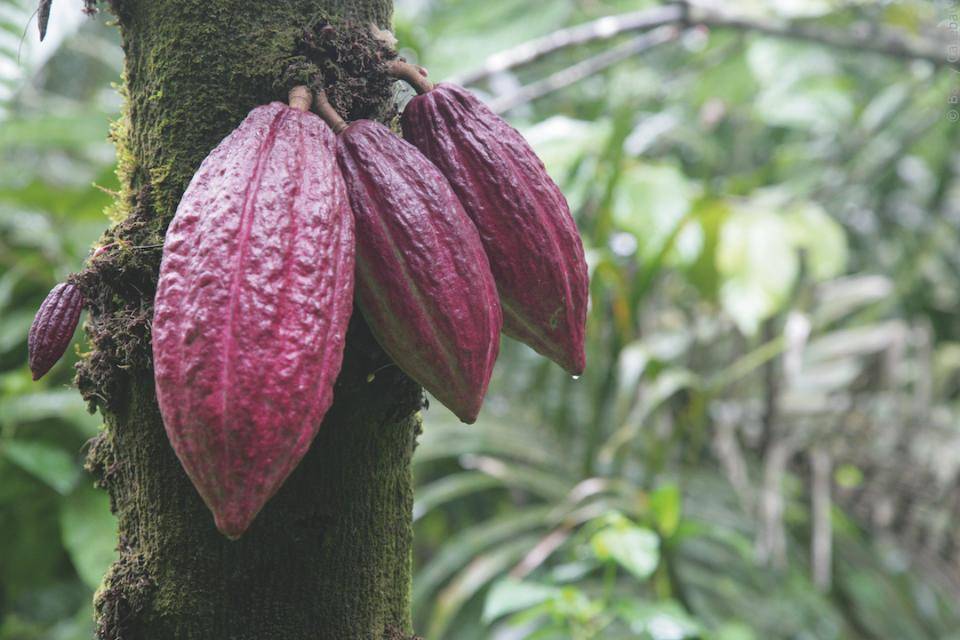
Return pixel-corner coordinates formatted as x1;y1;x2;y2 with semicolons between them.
28;282;83;380
152;100;355;539
401;83;588;375
336;119;501;424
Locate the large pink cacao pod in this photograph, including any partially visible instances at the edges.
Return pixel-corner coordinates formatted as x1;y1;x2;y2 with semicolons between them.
336;119;501;424
152;101;355;539
401;83;589;375
28;282;83;380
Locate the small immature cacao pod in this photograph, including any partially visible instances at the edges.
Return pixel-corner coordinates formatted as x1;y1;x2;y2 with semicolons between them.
336;119;502;424
401;83;589;375
152;98;355;539
28;282;83;380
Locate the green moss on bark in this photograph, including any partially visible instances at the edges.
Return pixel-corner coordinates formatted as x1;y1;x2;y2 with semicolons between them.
78;1;424;638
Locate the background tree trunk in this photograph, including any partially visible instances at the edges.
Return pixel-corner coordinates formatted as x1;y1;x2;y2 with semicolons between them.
80;2;422;638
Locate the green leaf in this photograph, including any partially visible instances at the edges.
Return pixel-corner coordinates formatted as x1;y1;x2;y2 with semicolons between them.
747;39;836;88
522;116;609;181
428;535;542;639
523;116;610;211
686;198;730;301
460;455;572;501
545;586;603;625
0;460;69;595
784;202;847;281
590;519;660;581
482;577;561;623
0;390;101;436
613;163;695;261
649;484;682;538
747;39;853;132
45;606;97;640
415;418;559;467
600;368;698;464
413;506;552;610
614;599;701;639
0;308;33;353
2;440;80;495
413;471;502;522
0;114;110;152
834;464;864;489
0;266;25;312
715;622;758;640
860;83;911;133
717;198;798;335
60;482;116;590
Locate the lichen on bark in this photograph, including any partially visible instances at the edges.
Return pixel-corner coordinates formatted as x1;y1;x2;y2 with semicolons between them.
76;1;423;638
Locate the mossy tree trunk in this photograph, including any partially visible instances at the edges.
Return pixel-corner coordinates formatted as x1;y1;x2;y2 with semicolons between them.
78;2;422;638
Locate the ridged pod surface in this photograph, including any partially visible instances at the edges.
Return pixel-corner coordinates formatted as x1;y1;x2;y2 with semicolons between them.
152;101;355;539
402;83;588;375
28;282;83;380
336;119;501;424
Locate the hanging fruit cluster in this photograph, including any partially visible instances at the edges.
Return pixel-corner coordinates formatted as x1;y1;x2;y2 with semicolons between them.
29;62;589;539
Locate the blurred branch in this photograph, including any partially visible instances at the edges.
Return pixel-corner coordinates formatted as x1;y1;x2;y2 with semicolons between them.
756;434;802;567
711;412;755;512
758;317;781;456
810;448;833;591
458;3;958;89
454;4;685;85
702;8;955;70
489;26;680;114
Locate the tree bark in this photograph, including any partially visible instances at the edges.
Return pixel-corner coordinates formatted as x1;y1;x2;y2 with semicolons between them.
80;2;422;638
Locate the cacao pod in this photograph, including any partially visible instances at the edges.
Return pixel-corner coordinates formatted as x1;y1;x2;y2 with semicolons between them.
336;119;501;424
152;98;355;539
28;282;83;380
401;83;588;375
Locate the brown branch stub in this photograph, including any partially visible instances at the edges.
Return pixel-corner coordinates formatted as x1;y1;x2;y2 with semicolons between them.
276;20;399;120
280;18;400;122
315;90;349;133
288;85;312;112
387;59;434;95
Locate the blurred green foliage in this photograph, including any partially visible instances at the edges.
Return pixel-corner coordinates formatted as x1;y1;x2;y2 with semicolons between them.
2;0;959;638
0;1;119;637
